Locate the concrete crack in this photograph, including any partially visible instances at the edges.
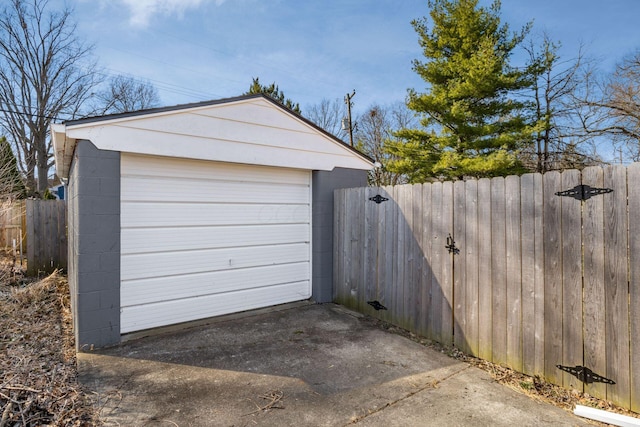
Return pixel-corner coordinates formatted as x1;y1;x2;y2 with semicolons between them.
345;364;471;426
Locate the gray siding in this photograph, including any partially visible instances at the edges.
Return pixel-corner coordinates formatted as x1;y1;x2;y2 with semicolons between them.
68;140;121;350
311;168;368;302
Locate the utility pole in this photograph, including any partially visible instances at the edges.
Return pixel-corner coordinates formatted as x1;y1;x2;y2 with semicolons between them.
344;90;355;146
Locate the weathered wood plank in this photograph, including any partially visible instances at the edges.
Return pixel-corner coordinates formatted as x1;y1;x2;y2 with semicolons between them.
477;178;492;362
453;180;467;353
441;180;454;346
560;169;583;390
375;187;389;316
603;165;630;408
354;187;366;314
26;200;35;276
382;185;396;324
582;166;607;400
412;184;424;333
628;162;640;413
505;175;522;372
464;179;479;357
491;177;507;366
419;183;433;338
364;187;379;315
543;170;563;385
532;173;545;376
393;185;407;326
430;181;444;343
520;173;536;375
402;185;415;331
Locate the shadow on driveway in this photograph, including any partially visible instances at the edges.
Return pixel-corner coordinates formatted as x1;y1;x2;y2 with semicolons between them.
79;302;589;426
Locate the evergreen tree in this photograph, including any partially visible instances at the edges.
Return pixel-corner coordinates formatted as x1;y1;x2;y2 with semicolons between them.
245;77;301;115
0;136;26;199
388;0;533;181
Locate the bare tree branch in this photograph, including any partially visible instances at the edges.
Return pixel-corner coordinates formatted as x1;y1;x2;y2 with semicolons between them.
0;0;99;195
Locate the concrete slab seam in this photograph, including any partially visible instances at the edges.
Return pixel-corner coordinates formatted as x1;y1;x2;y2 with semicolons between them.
344;364;472;426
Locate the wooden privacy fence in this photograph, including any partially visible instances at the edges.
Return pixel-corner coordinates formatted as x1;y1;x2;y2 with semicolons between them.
334;164;639;412
0;200;26;253
1;200;67;275
26;199;67;276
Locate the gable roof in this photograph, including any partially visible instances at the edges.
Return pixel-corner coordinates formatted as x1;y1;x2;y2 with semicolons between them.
52;94;374;179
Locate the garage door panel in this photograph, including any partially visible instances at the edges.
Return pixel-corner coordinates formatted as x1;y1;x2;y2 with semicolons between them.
121;223;309;256
122;242;309;280
122;176;310;204
122;262;309;306
121;202;309;228
121;281;311;333
121;153;311;185
120;154;312;333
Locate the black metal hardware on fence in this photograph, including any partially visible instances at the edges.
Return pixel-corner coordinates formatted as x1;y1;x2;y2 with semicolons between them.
555;184;613;201
369;194;388;204
556;365;616;385
446;233;460;255
367;300;387;311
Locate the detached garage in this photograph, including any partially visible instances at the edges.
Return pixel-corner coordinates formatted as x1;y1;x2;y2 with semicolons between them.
52;94;373;349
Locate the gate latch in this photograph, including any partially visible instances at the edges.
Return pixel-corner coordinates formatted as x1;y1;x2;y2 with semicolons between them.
446;233;460;255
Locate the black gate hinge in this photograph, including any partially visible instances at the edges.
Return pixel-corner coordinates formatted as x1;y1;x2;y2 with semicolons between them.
555;184;613;201
556;365;615;385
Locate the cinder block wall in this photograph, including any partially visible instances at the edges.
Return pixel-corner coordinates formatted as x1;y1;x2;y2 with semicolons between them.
311;168;368;303
67;140;121;350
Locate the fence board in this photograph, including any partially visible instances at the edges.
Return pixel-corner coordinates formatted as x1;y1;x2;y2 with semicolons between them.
521;174;536;375
453;180;467;353
628;163;640;413
477;178;493;361
543;171;563;385
533;173;545;376
561;170;583;390
604;166;630;408
412;184;424;333
430;182;444;343
464;180;479;356
491;177;507;366
441;181;454;346
382;186;395;324
582;166;607;400
419;184;433;338
364;187;378;314
505;175;522;371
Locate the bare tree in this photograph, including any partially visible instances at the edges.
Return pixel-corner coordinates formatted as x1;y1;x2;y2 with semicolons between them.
521;35;602;171
95;75;160;115
0;0;99;195
304;98;348;141
357;102;417;186
576;51;640;161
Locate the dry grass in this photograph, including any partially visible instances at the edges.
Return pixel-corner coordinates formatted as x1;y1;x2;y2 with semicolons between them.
0;265;99;426
371;318;640;424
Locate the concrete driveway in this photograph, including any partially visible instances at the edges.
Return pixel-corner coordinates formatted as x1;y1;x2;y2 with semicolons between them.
78;302;590;426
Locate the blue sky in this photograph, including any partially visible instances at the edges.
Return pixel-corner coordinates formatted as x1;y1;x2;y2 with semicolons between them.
68;0;639;119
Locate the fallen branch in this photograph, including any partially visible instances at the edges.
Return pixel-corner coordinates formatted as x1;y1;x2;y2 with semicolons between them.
244;390;285;415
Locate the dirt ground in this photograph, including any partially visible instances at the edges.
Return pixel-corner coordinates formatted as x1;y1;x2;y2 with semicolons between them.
0;252;99;426
0;249;637;426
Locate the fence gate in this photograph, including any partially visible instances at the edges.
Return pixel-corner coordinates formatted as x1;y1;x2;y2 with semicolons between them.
334;164;640;412
26;199;67;276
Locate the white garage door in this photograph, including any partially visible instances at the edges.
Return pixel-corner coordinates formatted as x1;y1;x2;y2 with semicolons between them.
120;154;312;333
